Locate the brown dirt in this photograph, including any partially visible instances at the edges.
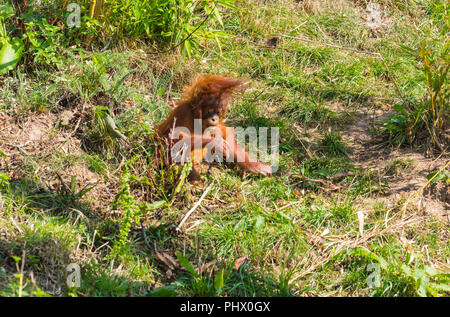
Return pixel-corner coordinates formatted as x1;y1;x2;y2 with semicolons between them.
0;112;115;213
341;105;449;222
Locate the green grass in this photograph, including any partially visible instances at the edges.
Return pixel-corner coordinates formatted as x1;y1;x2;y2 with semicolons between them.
0;0;448;297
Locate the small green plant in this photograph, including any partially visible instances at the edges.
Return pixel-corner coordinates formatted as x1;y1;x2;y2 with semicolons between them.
0;254;50;297
426;169;450;185
85;153;108;175
132;136;193;203
94;105;127;141
318;131;348;157
383;38;449;148
384;159;414;176
399;261;450;297
54;174;97;212
0;171;10;193
340;248;450;297
101;0;237;56
111;167;167;257
175;252;230;296
23;14;67;68
111;169;138;256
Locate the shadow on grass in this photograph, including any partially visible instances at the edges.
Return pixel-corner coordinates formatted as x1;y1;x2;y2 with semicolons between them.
6;176;101;219
2;171;302;297
139;222;296;297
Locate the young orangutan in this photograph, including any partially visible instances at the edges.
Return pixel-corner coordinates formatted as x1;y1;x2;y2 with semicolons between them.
156;75;272;182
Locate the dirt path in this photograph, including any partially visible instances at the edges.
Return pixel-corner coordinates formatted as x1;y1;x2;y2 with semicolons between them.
341;106;449;222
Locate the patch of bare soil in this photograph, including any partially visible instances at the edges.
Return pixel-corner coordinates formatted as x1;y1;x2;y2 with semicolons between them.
341;106;449;222
0;112;115;212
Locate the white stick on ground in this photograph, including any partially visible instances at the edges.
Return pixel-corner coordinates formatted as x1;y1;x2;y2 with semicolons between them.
176;184;213;232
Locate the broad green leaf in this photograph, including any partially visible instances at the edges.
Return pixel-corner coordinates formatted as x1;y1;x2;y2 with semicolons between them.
212;30;230;38
176;252;199;278
104;114;127;140
213;6;223;27
11;256;21;262
143;200;167;210
347;248;388;270
13;273;23;279
214;268;224;291
217;0;240;11
316;169;332;177
0;4;14;20
434;272;450;280
157;87;165;96
94;105;109;114
424;265;438;276
429;282;450;292
426;170;448;183
149;286;177;297
0;38;24;75
183;39;192;58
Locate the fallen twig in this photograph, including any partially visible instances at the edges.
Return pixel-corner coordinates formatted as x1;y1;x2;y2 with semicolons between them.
68;103;87;138
176;183;213;231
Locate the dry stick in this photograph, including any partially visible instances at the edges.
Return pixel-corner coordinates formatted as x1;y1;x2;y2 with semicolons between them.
292;123;315;159
402;160;450;217
18;243;26;298
9;216;23;234
176;183;213;232
432;146;448;163
68;103;87;138
353;215;423;247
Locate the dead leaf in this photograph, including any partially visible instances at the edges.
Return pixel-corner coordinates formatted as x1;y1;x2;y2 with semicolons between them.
234;256;248;270
357;211;365;236
155;250;179;270
198;260;217;274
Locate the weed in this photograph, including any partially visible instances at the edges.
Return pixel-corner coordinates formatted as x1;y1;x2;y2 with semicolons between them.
337;247;450;297
383;38;449;149
318;131;348;157
0;254;50;297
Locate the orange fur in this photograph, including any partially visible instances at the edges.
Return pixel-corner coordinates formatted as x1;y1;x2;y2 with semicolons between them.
157;75;272;182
